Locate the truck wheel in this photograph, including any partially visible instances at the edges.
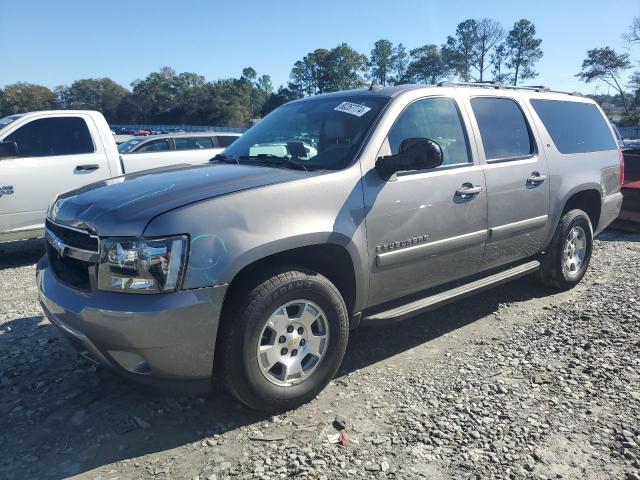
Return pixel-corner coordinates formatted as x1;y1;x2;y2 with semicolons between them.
218;269;349;411
536;209;593;290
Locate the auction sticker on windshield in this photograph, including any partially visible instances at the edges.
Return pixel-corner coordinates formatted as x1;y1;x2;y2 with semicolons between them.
334;102;372;117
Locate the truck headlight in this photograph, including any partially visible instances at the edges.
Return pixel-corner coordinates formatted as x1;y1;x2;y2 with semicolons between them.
98;236;188;293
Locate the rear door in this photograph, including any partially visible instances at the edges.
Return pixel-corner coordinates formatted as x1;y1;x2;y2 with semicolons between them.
466;94;550;269
0;114;111;240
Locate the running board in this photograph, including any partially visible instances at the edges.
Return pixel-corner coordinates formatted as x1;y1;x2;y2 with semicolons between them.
362;260;540;324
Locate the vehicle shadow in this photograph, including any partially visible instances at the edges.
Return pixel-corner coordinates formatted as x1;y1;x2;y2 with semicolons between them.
0;238;45;270
0;272;556;479
598;227;640;242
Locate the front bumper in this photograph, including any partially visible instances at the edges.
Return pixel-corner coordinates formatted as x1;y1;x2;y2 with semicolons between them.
36;256;228;383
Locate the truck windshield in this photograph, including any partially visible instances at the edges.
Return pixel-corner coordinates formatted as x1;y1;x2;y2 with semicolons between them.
223;95;389;171
0;114;24;132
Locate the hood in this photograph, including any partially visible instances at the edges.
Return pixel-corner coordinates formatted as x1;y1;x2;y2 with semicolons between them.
50;163;312;237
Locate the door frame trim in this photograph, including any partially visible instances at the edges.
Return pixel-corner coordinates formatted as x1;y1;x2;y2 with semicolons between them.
489;215;548;242
376;229;487;267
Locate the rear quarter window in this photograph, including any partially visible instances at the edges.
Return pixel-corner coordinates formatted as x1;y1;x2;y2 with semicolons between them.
530;99;616;154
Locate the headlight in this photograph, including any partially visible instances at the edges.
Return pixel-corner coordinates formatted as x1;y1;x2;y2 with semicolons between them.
98;235;188;293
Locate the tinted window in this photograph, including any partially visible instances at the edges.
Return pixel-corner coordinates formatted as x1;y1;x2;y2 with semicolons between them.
388;97;470;166
530;99;616;154
175;137;214;150
5;117;94;157
471;97;533;160
136;139;170;153
216;135;238;147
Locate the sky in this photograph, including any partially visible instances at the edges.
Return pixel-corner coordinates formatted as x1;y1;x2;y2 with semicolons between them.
1;0;638;95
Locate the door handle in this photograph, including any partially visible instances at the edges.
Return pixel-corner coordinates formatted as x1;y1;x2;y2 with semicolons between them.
526;171;547;185
455;183;483;198
74;164;100;173
0;185;14;197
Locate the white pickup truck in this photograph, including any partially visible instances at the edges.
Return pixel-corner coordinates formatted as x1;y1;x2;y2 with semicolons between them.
0;110;240;242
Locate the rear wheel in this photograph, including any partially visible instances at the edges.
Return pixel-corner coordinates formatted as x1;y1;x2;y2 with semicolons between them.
536;209;593;290
218;269;349;411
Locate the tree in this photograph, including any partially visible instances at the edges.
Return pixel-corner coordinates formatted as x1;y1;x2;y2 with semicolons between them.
577;47;632;114
490;43;510;83
623;16;640;46
290;44;368;95
0;82;58;116
474;19;504;81
405;45;450;84
391;43;410;84
442;19;479;81
290;49;330;95
56;78;128;122
505;19;543;85
370;39;395;86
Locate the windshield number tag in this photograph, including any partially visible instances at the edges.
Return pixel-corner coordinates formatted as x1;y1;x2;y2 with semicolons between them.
334;102;372;117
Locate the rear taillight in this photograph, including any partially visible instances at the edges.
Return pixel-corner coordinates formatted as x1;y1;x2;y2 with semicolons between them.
619;149;625;187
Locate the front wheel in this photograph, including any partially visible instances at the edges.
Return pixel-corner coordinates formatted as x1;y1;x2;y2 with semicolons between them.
536;209;593;290
217;269;349;411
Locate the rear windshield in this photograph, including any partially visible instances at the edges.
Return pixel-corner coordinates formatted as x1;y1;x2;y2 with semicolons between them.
530;99;616;154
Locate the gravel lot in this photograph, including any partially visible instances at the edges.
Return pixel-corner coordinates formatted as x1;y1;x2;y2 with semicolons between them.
1;231;639;480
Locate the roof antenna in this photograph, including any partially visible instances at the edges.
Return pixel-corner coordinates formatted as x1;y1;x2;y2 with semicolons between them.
369;80;382;92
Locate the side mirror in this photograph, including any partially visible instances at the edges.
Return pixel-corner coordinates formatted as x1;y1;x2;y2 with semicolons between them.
0;141;19;160
376;138;443;179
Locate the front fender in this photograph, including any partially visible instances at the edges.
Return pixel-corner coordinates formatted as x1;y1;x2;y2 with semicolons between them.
143;167;370;307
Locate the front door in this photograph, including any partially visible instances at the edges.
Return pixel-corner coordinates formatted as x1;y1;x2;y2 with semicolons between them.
0;115;112;240
364;96;488;306
466;95;550;269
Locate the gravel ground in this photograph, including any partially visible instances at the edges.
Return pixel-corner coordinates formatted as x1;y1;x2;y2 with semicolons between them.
0;231;639;480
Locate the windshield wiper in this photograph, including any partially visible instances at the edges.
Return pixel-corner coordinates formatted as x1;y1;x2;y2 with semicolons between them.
239;154;308;171
210;153;240;164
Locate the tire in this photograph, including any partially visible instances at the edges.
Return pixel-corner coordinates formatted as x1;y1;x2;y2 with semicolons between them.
536;209;593;290
217;269;349;411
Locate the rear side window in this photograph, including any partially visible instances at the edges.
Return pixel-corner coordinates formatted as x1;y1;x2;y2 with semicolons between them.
136;139;170;153
175;137;214;150
5;117;94;157
216;135;238;148
471;97;534;161
530;99;616;154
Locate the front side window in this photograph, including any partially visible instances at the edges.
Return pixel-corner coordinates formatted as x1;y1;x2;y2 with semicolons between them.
530;99;616;154
5;117;94;157
223;96;389;171
136;139;170;153
388;97;470;166
471;97;534;161
175;137;214;150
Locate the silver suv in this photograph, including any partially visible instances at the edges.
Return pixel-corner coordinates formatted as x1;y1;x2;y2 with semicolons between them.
37;82;624;411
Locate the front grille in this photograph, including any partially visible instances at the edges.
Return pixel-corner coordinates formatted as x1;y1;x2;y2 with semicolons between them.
45;220;98;292
45;219;98;252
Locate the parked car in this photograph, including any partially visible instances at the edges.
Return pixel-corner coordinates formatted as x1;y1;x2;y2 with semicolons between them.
134;130;151;136
117;132;240;155
37;83;623;411
0;110;241;242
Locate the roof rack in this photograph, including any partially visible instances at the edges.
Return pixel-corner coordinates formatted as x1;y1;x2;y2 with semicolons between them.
437;81;582;96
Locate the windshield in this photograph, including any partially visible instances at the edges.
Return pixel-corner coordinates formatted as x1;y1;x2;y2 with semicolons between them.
117;138;145;153
0;114;24;132
223;95;389;170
